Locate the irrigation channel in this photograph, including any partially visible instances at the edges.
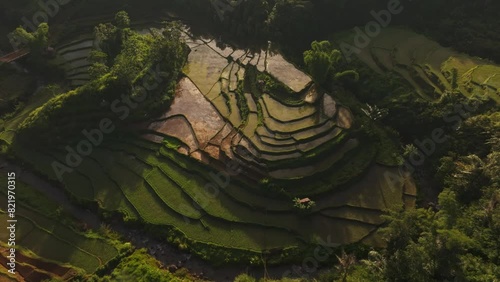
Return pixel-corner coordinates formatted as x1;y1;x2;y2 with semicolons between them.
0;157;319;281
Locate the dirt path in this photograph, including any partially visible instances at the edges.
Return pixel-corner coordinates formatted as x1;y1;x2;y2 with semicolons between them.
0;49;29;63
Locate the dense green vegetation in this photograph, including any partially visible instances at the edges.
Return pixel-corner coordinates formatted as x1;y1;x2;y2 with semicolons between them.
12;23;49;55
0;64;36;121
0;175;121;278
3;0;500;62
239;135;499;281
0;1;499;281
88;249;190;281
303;41;358;86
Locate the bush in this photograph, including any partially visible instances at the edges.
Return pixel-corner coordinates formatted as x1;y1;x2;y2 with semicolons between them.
234;274;257;282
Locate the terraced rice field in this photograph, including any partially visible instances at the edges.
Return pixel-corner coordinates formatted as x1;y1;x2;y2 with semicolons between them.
158;33;363;182
0;179;119;275
9;126;415;255
104;31;414;254
338;27;500;103
53;23;167;88
0;244;80;282
0;88;53;145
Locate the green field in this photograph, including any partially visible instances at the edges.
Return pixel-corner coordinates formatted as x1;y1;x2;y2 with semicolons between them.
338;27;500;104
0;176;119;274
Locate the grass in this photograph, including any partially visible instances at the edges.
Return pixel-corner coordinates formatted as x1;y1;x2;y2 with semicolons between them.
158;147;286;201
0;213;35;242
0;175;60;218
131;136;379;214
316;165;398;212
88;144;303;251
10;145;60;180
183;44;230;94
256;99;265;126
60;170;95;201
260;104;325;134
100;249;189;281
320;206;384;225
144;167;203;220
211;93;231;118
243;112;260;137
73;154;140;221
264;131;349;170
111;137;386;246
228;92;243;126
308;215;377;244
273;139;377;197
373;126;404;166
14;217;102;273
1;85;54;134
5;132;394;262
40;151;96;201
322;140;377;188
154;158;300;229
111;141;301;230
244;65;262;99
346;27;500;104
0;65;36;112
0;130;16;145
261;93;316;122
270;138;359;182
0;26;412;261
121;137;293;211
92;153;176;226
221;91;232;114
0;190;119;274
235;80;250;124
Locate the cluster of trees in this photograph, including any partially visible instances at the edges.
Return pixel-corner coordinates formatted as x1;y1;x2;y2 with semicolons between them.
163;0;500;64
234;138;499;280
313;43;499;281
11;23;49;54
230;11;499;280
8;23;62;75
336;134;498;282
3;1;500;63
16;11;188;146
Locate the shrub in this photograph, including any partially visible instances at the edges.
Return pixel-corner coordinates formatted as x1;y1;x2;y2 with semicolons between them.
234;274;257;282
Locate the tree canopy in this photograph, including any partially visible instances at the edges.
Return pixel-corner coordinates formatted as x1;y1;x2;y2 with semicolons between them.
12;23;49;55
303;40;359;85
